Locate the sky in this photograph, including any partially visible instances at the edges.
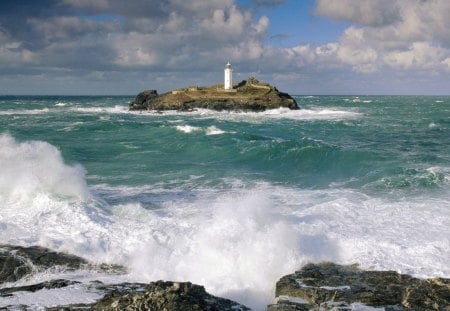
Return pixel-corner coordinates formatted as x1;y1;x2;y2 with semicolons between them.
1;0;450;95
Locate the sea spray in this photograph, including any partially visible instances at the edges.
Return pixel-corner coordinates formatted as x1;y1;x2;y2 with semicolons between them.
1;95;449;310
0;133;89;201
0;133;107;256
123;190;304;309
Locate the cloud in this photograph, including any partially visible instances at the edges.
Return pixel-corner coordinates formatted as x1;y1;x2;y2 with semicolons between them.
315;0;400;27
0;0;449;94
315;0;450;45
313;0;450;74
384;41;448;71
0;0;268;75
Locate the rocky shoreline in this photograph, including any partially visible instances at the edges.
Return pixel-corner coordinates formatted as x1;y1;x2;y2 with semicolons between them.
1;245;449;310
129;77;299;112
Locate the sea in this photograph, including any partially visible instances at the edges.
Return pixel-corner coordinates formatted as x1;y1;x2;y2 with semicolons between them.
0;95;449;310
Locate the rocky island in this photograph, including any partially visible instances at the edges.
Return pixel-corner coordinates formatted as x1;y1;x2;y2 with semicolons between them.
129;77;298;112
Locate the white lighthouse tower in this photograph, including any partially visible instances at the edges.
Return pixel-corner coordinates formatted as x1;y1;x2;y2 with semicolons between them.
224;61;233;90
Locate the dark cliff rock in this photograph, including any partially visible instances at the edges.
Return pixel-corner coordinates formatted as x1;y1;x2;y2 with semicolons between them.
129;89;158;110
129;78;298;112
0;244;88;283
1;245;249;310
86;280;250;311
268;262;450;311
2;245;449;310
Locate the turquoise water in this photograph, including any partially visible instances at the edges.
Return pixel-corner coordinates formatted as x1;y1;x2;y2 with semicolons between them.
0;95;449;309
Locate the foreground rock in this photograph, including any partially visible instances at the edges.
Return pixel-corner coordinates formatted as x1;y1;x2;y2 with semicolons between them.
2;245;449;310
79;281;250;311
268;262;450;311
0;244;89;283
129;77;298;112
0;245;249;310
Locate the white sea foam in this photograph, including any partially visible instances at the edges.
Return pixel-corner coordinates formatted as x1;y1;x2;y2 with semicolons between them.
175;125;201;133
0;134;449;310
242;106;362;120
206;125;226;135
0;284;103;308
0;134;89;202
175;124;229;135
0;108;50;115
136;107;362;121
70;105;129;114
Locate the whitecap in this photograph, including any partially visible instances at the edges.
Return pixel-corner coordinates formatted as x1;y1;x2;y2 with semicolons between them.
0;108;50;115
175;125;201;133
428;122;439;129
1;135;449;310
70;105;128;114
206;125;226;135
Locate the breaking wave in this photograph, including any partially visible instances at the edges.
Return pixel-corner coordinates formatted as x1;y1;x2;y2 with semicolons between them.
1;133;449;309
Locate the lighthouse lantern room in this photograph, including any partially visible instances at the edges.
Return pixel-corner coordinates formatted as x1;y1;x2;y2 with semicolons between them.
224;61;233;90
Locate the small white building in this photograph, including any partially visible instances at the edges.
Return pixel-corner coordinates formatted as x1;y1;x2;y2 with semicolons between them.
224;61;233;90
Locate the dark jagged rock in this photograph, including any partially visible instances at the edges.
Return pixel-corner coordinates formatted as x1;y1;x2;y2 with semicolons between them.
0;279;80;297
0;244;88;283
268;262;450;311
3;246;448;311
47;281;250;311
1;245;249;310
0;244;124;285
89;280;250;311
129;89;158;110
129;78;298;112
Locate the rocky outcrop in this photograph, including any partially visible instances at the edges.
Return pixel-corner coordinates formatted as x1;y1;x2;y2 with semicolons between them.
4;279;250;310
2;245;449;310
0;245;249;310
268;262;450;311
0;244;89;283
129;77;298;112
129;89;158;110
85;281;250;311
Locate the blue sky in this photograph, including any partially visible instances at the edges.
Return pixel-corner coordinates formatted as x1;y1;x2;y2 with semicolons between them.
1;0;450;95
239;0;349;47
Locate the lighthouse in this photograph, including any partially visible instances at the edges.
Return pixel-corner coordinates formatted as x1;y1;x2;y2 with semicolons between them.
224;61;233;90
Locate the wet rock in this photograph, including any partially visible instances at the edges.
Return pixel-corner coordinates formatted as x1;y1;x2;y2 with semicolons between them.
0;279;79;297
47;281;250;311
269;262;450;310
0;249;31;283
0;244;88;283
90;280;250;311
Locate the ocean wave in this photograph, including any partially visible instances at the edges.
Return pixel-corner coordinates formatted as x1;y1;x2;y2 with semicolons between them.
132;107;362;121
175;125;201;133
70;105;129;114
175;124;230;135
0;105;128;116
0;108;50;115
206;125;226;135
1;134;449;309
365;166;450;191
